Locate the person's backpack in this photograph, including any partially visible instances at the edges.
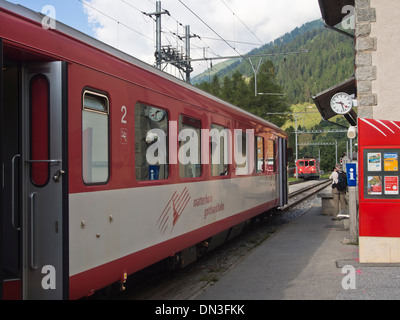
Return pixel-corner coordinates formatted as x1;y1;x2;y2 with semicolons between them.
336;170;348;192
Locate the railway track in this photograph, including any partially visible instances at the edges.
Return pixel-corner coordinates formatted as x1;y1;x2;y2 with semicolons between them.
282;179;331;210
94;179;332;300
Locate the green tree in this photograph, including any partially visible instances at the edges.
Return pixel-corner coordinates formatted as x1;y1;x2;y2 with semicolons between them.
195;62;292;128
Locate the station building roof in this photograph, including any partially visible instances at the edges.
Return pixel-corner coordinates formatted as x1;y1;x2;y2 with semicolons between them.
318;0;355;27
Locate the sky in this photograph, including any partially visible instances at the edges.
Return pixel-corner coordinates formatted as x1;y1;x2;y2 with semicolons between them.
5;0;322;77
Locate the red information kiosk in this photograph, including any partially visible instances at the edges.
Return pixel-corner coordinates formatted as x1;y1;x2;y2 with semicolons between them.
359;118;400;262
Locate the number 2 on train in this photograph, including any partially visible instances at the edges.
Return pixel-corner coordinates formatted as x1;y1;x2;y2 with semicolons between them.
121;105;127;124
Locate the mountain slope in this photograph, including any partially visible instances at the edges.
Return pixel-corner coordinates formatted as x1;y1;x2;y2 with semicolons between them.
192;19;354;105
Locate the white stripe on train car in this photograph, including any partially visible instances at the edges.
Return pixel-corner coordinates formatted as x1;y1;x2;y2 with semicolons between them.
69;175;278;276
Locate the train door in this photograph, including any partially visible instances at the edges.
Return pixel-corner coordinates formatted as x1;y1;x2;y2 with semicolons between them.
0;38;3;300
278;137;288;207
1;56;67;299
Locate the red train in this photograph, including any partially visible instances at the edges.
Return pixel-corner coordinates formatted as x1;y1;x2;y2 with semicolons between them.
0;2;289;299
296;157;320;179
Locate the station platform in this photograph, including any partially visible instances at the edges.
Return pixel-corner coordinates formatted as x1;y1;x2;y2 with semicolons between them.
195;198;400;300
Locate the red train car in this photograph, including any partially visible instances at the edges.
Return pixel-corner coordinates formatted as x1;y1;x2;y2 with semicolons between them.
296;157;320;179
0;2;288;299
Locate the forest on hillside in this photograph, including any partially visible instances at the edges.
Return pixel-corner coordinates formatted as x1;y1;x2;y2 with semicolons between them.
274;25;354;103
195;60;292;128
194;19;354;105
193;19;355;171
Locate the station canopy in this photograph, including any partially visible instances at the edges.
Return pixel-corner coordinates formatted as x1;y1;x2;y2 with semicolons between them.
318;0;355;27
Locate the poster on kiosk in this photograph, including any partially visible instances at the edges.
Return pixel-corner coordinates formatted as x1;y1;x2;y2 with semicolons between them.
358;118;400;263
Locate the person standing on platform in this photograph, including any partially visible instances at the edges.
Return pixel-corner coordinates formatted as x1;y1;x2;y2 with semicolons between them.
329;163;347;220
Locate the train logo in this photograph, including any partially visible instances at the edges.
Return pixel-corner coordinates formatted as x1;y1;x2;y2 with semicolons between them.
157;187;191;235
120;128;128;144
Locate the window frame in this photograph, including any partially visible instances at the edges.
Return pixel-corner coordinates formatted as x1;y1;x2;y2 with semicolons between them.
30;74;50;187
134;102;170;183
210;123;231;178
81;89;110;186
255;136;264;174
178;114;202;179
234;129;255;176
266;139;276;174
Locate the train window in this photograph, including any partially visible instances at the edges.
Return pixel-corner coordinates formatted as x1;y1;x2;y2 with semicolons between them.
210;124;230;176
266;139;276;173
135;103;169;181
309;160;315;166
179;115;201;178
298;161;305;166
82;91;109;184
235;131;250;175
30;74;50;186
256;136;264;173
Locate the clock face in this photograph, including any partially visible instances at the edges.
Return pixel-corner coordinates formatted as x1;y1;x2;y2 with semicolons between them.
330;93;353;115
148;107;165;122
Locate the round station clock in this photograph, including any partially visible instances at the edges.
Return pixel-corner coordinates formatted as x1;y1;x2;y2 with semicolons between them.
330;92;353;115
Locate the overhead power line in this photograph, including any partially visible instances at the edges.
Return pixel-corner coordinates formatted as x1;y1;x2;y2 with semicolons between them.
183;35;262;46
220;0;264;45
298;142;337;146
189;49;308;62
178;0;249;64
293;129;348;134
119;0;146;15
79;0;153;42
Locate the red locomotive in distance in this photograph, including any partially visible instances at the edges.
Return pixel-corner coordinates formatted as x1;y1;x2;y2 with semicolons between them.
296;157;320;179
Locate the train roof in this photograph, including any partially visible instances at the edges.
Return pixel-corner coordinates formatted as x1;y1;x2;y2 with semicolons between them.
0;0;287;137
